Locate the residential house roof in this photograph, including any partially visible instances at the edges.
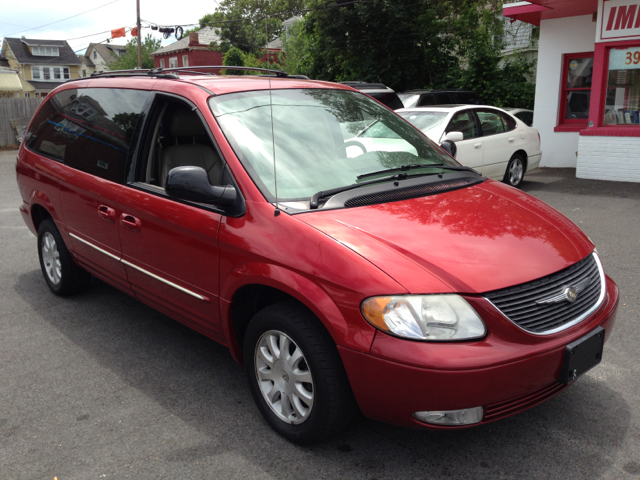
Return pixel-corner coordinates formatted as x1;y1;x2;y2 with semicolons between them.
267;17;303;50
87;43;127;66
267;38;283;49
79;54;95;67
3;37;82;65
151;27;221;55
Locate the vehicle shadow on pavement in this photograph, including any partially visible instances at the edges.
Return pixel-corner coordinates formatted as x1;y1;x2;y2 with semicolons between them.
12;270;632;480
521;168;640;199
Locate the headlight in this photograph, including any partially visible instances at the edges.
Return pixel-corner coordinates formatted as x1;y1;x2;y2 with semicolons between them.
361;295;486;341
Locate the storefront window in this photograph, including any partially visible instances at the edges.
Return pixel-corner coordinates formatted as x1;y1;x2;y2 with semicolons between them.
560;54;593;123
604;46;640;125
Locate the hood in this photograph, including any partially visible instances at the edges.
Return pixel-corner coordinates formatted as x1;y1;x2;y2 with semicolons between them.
297;180;594;294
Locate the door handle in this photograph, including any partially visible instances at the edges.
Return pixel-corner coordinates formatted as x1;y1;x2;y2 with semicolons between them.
474;143;482;149
98;205;116;222
508;137;515;143
120;213;141;232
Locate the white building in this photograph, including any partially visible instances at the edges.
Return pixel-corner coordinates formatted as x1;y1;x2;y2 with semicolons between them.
504;0;640;183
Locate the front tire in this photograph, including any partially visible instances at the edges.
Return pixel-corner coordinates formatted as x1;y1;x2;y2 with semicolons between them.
503;153;526;187
244;301;358;445
37;218;90;296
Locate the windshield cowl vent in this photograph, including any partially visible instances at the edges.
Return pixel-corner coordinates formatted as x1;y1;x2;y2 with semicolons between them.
344;177;483;208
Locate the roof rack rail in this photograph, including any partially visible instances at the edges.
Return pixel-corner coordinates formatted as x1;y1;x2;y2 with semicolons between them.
158;65;293;77
66;66;295;82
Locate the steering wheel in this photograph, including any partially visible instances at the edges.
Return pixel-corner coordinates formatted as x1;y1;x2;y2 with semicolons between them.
344;140;368;154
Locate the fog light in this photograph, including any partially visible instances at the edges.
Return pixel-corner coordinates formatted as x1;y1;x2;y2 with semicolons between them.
413;407;483;426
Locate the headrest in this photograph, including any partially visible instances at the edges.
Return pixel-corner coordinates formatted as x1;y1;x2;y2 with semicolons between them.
167;106;205;137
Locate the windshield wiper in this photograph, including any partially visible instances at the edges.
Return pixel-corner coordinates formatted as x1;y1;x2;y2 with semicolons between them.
310;171;440;209
356;119;380;137
356;163;480;180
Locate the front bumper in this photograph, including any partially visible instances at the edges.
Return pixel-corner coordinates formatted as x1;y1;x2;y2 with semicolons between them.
339;276;619;429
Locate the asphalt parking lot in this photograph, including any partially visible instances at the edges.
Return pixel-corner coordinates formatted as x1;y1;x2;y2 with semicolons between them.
1;148;639;480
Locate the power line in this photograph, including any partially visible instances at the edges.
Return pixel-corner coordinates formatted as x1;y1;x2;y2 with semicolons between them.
142;0;364;32
71;26;137;54
67;28;126;42
0;21;29;28
1;0;120;39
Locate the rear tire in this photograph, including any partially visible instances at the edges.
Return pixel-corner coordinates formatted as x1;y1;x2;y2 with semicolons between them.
503;153;526;187
37;219;90;296
244;301;358;445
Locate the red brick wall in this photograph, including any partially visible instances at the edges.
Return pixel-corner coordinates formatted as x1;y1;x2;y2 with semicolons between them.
154;49;224;71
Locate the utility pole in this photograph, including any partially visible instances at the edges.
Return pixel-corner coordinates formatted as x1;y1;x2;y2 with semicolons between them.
136;0;142;68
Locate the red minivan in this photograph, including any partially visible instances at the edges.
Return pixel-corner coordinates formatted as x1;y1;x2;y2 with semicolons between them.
16;69;619;445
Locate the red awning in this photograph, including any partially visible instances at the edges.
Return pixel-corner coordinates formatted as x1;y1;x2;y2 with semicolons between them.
503;0;598;26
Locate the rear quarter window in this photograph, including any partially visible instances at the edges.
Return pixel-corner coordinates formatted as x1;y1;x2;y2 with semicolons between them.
25;88;152;184
516;111;534;126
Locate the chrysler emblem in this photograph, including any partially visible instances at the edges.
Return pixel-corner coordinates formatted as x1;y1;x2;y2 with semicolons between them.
536;277;591;305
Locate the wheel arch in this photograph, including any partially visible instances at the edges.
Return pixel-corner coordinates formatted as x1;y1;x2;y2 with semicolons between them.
28;190;60;232
220;263;362;365
31;203;53;232
513;149;528;172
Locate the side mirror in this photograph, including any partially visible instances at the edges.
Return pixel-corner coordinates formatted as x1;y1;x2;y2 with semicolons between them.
165;166;236;207
439;140;457;158
443;131;464;142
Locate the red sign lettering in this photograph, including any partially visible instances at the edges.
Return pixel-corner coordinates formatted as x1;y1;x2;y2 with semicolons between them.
606;4;640;30
607;6;618;30
615;5;637;29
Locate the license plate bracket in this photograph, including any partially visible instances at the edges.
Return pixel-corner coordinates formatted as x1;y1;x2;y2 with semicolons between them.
559;326;605;385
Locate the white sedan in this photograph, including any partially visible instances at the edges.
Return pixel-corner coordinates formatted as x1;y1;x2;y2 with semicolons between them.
396;105;542;187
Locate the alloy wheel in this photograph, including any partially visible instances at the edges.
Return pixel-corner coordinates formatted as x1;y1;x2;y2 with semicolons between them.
254;330;314;424
509;157;524;185
41;232;62;285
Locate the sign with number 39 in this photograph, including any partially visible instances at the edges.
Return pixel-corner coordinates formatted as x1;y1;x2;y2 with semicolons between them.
610;46;640;70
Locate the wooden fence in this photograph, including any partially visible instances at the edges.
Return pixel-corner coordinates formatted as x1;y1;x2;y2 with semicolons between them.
0;97;43;146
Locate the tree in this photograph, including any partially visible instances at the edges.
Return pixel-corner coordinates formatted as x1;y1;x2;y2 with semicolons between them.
207;0;536;107
283;0;506;91
199;0;308;54
222;47;246;75
108;35;162;70
438;3;535;108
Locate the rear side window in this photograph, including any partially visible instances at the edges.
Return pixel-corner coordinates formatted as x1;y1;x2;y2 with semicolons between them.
476;109;517;136
26;88;152;184
516;111;533;126
435;93;454;104
418;94;437;106
456;92;481;104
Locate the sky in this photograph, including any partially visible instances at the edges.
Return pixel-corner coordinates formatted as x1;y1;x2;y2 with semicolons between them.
0;0;219;55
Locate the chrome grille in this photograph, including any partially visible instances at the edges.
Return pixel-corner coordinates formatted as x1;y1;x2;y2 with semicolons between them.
484;253;604;334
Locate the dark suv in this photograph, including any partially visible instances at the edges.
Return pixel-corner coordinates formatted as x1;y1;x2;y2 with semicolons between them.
339;81;404;110
398;89;482;108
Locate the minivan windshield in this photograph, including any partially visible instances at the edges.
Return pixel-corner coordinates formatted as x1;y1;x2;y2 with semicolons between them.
209;89;455;203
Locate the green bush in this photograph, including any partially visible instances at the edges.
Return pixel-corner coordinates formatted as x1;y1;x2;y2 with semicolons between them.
222;47;246;75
